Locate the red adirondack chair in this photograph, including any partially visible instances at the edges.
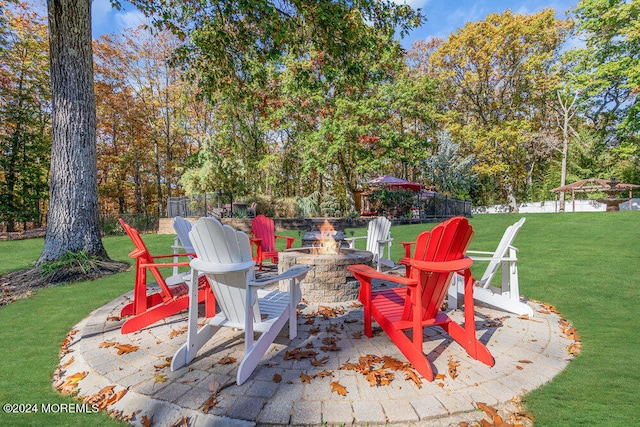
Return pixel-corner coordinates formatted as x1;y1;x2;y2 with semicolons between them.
250;214;295;271
347;217;494;381
118;219;215;334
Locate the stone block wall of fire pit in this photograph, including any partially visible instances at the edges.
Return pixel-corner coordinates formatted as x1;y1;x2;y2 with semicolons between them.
278;248;373;303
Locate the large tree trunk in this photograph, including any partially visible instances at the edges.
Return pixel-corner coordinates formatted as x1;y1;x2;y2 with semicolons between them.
39;0;107;263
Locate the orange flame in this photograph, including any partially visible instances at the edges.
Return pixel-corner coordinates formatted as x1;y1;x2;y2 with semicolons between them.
314;220;339;254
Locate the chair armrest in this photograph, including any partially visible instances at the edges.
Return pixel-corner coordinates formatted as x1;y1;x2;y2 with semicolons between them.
190;258;255;274
465;250;496;255
347;264;418;287
151;253;193;259
275;235;296;249
410;257;473;274
248;265;311;288
140;261;191;269
344;236;366;249
469;255;518;262
399;241;415;258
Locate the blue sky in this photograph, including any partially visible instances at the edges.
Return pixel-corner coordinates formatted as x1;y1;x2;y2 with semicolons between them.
92;0;579;49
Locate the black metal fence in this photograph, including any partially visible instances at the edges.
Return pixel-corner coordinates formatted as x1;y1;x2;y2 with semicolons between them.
99;214;159;235
167;193;248;218
417;193;472;218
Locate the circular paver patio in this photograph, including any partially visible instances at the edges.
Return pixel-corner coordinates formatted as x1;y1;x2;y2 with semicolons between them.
56;285;575;426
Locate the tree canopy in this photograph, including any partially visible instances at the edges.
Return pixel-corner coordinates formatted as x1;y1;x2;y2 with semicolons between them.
2;1;640;236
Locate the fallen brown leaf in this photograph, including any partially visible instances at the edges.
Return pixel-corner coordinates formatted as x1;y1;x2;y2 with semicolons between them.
300;373;312;384
202;395;217;413
141;414;153;427
99;341;117;348
284;348;318;361
61;329;78;350
155;374;167;383
102;388;128;409
404;368;423;389
115;343;139;355
82;385;115;407
448;358;460;380
320;342;339;352
311;370;333;379
381;356;407;371
219;356;237;365
273;374;282;383
61;371;87;392
317;305;345;319
154;360;171;371
62;356;75;369
330;381;347;396
169;329;186;339
365;369;394;387
565;327;581;341
310;356;329;366
567;342;582;356
325;323;340;333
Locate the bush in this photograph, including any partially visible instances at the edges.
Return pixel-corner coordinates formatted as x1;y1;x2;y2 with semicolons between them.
319;194;341;217
275;197;299;218
367;188;416;218
298;192;320;217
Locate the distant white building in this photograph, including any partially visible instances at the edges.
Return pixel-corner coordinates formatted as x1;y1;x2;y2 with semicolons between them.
473;198;639;214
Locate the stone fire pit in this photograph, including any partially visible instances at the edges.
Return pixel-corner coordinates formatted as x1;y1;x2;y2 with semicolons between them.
278;247;373;303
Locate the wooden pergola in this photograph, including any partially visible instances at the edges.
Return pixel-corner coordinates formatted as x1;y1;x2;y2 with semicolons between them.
550;178;639;212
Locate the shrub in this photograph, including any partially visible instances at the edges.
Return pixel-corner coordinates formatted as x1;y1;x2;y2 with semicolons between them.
274;197;298;218
367;188;416;218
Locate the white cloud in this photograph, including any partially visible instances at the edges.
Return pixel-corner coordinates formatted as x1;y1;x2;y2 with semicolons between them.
91;1;148;39
116;9;147;31
391;0;432;10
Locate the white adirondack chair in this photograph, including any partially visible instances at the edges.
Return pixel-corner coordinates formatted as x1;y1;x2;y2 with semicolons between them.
448;218;533;316
171;217;311;385
345;216;394;271
171;216;196;276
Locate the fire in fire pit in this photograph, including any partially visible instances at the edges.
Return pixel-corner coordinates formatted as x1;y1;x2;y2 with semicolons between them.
301;219;349;250
313;219;340;254
279;220;373;303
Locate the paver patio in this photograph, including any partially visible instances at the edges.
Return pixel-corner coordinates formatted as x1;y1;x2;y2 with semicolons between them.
56;282;575;426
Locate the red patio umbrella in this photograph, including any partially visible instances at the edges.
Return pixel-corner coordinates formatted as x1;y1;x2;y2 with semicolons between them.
367;175;422;192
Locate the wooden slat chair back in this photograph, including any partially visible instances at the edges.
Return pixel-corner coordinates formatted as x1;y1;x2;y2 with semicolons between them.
348;217;494;381
118;218;214;334
448;217;532;316
250;214;295;270
171;216;195;276
171;217;310;384
477;217;525;288
173;216;196;254
346;216;394;271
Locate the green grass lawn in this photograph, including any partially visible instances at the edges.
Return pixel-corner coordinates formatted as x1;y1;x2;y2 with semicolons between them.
1;212;639;426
